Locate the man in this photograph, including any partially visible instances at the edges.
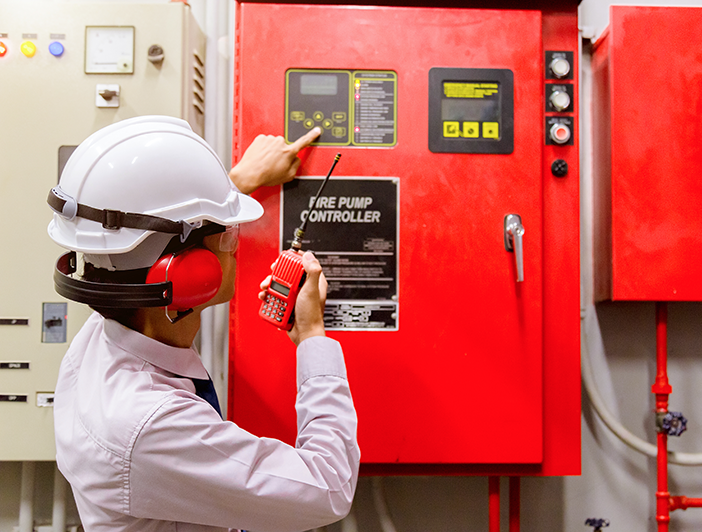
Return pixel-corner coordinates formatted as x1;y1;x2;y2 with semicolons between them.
47;116;359;531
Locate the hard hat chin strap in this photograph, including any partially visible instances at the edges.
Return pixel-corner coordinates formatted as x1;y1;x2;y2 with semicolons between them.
48;187;196;242
54;252;173;308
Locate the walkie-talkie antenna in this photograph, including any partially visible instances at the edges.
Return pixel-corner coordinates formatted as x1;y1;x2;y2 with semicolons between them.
291;153;341;251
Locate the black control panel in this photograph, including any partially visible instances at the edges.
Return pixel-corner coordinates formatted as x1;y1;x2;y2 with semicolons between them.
285;69;397;147
428;67;514;154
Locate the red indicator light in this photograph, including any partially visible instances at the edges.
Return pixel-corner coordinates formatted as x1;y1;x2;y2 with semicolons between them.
354;126;360;133
355;94;360;100
549;123;571;144
0;42;7;57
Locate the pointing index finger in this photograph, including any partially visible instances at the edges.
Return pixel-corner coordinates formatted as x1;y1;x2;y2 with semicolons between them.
289;127;322;153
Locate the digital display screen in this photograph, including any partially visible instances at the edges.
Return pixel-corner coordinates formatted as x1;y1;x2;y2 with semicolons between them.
300;74;338;96
441;81;500;122
270;280;290;297
441;98;499;122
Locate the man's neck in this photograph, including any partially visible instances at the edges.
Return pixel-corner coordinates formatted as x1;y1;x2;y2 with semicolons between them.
134;307;202;348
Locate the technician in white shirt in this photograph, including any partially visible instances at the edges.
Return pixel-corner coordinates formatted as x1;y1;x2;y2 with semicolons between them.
46;116;360;532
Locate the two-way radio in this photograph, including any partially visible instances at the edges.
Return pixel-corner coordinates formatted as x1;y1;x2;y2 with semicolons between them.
259;153;341;331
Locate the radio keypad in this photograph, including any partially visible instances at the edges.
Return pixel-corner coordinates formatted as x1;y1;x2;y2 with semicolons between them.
263;295;288;322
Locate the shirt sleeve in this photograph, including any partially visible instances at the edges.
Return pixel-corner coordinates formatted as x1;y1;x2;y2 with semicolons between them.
127;336;360;532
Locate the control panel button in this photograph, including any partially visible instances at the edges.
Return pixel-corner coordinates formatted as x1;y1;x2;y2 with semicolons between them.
549;90;571;112
549;57;571;79
21;41;37;57
313;111;324;121
549;123;571;144
443;121;460;138
322;118;333;129
290;111;305;121
482;122;499;139
462;121;479;138
303;118;315;129
49;41;65;57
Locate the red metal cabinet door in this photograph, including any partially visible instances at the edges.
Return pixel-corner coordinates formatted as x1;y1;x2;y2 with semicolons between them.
594;6;702;301
231;5;544;464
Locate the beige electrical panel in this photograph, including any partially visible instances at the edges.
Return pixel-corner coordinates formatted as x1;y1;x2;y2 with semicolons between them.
0;1;206;460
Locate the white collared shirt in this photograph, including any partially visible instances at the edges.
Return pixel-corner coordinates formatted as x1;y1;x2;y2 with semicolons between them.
54;312;359;532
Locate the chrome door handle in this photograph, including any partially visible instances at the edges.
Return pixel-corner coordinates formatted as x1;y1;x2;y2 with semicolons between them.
504;214;525;282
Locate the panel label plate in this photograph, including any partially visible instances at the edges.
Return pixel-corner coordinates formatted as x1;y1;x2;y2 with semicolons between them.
282;177;399;330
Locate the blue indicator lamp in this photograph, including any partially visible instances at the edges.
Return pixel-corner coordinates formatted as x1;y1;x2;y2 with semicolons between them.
49;41;64;57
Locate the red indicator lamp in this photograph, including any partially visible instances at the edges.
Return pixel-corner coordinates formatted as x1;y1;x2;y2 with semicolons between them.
0;42;7;57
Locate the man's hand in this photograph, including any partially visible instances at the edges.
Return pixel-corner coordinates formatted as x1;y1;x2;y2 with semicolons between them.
259;251;327;346
230;128;321;194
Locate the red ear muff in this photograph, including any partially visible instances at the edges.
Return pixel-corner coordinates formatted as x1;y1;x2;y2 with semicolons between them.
146;248;223;311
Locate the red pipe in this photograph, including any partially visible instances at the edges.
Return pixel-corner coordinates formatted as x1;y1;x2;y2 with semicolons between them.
509;477;520;532
670;496;702;512
653;302;671;531
489;476;500;532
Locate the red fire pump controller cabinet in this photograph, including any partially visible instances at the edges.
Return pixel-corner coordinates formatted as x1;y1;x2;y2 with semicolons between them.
230;3;581;475
593;6;702;302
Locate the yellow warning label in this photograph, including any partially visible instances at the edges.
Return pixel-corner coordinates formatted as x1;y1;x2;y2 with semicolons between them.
443;121;461;137
482;122;499;139
444;82;499;99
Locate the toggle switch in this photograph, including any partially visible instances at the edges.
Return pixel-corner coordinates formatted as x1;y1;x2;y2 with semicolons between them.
96;84;121;108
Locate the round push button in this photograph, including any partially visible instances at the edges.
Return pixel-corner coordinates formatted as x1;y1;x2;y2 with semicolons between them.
549;123;571;144
549;57;571;79
549;90;571;112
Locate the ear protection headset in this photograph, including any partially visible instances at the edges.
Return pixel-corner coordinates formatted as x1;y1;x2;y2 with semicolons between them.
53;221;226;314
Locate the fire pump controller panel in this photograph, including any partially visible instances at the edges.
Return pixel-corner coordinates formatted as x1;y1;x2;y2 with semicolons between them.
231;3;581;475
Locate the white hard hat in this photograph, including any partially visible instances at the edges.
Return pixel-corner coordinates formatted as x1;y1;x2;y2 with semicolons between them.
47;116;262;269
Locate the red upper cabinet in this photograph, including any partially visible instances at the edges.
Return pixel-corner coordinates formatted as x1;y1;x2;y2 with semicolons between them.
593;6;702;302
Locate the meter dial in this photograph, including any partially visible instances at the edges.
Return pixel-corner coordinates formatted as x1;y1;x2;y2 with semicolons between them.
85;26;135;74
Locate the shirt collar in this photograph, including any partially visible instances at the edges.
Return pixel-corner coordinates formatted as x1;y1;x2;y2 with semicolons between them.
103;318;209;379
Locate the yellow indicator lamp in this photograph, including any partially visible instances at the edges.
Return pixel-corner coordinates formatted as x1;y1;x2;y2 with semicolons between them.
21;41;37;58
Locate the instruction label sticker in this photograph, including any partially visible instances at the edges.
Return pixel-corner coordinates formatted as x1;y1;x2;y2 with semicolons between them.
443;82;499;99
282;177;399;330
353;71;397;146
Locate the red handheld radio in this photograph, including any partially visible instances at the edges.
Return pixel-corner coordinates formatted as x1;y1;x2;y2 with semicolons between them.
259;153;341;331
